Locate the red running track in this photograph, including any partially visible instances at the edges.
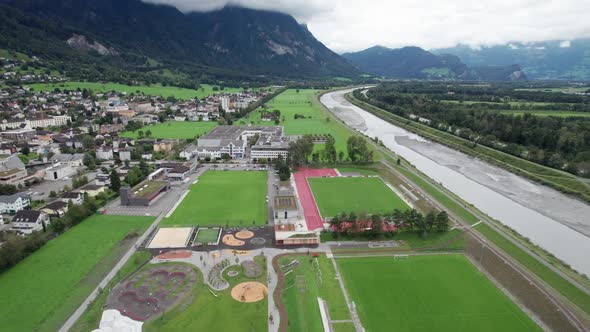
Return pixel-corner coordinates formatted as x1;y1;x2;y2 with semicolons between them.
293;168;338;231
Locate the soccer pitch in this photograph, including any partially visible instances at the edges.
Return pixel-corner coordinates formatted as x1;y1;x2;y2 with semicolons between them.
0;215;153;332
120;121;217;139
337;255;541;332
308;176;409;217
162;171;267;227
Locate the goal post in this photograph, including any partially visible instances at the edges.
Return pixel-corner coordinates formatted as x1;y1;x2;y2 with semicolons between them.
393;255;409;260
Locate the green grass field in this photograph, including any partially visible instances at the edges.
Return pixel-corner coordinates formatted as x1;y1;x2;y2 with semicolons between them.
145;255;267;332
120;121;217;139
338;255;540;332
309;176;409;217
194;228;220;244
238;89;353;154
279;254;350;332
27;82;241;99
162;171;267;227
0;215;153;332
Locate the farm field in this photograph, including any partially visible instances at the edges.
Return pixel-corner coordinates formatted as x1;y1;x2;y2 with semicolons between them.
144;256;267;332
337;255;541;332
308;176;409;217
162;171;267;227
120;121;217;139
278;255;350;332
0;215;153;332
238;89;353;154
27;82;241;99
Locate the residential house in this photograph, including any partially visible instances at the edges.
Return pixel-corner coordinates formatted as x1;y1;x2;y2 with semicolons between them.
96;146;114;160
40;201;68;219
77;184;106;197
0;193;31;214
50;153;84;167
60;191;83;205
10;210;49;234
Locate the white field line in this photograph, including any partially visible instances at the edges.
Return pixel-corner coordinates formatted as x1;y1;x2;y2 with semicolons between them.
165;189;190;218
317;297;331;332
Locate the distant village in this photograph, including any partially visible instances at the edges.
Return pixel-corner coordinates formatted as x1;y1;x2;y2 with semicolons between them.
0;83;275;235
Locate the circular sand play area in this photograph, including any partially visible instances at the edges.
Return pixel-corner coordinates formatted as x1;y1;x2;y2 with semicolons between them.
222;234;244;246
231;282;268;303
235;229;254;240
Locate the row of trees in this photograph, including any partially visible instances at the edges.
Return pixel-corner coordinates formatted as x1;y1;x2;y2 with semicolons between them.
288;134;373;166
329;208;449;239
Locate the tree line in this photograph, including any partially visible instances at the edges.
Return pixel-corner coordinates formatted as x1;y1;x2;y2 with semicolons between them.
329;208;449;239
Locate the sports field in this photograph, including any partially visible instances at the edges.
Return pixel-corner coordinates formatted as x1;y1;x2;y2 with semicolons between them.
120;121;217;139
279;255;351;332
162;171;267;227
238;89;353;154
144;255;267;332
337;255;541;332
194;228;220;244
0;215;153;332
27;82;240;99
308;176;409;217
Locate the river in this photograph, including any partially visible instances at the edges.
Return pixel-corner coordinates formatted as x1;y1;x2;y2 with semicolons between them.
320;88;590;276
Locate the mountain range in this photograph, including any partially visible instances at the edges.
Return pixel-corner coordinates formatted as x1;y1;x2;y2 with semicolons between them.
433;39;590;81
342;46;526;81
0;0;358;81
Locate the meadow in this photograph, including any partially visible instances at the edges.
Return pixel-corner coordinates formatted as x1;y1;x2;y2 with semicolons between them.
308;176;409;217
27;81;241;99
337;255;541;332
162;171;267;227
279;254;353;332
238;89;353;154
145;255;267;332
120;121;217;139
0;215;153;332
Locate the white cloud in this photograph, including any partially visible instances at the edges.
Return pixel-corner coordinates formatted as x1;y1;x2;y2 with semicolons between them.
560;40;572;48
142;0;590;52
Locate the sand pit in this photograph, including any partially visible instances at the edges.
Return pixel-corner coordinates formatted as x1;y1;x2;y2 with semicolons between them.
147;227;193;249
156;250;191;260
222;234;245;246
235;229;254;240
230;282;268;303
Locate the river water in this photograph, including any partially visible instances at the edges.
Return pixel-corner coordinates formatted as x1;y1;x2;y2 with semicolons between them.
321;89;590;276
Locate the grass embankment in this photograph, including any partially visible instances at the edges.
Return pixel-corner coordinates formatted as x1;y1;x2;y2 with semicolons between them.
121;121;217;140
0;215;153;332
347;93;590;203
308;176;409;217
279;254;350;332
70;251;152;332
338;255;541;332
162;171;267;227
27;82;241;99
145;255;268;331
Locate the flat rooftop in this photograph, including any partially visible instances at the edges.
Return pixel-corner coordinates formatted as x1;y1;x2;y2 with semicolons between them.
130;180;168;198
200;125;283;140
274;195;298;210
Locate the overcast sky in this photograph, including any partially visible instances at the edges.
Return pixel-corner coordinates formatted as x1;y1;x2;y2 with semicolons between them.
143;0;590;52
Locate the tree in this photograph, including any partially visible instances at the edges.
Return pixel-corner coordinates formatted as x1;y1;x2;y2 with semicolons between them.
338;151;344;162
49;190;57;198
20;146;30;156
288;135;314;166
110;169;121;193
324;135;337;163
435;211;449;232
145;129;152;137
347;136;373;164
83;153;96;170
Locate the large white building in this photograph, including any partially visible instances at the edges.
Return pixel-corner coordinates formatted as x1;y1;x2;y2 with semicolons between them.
44;163;76;180
0;115;72;130
193;125;290;160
